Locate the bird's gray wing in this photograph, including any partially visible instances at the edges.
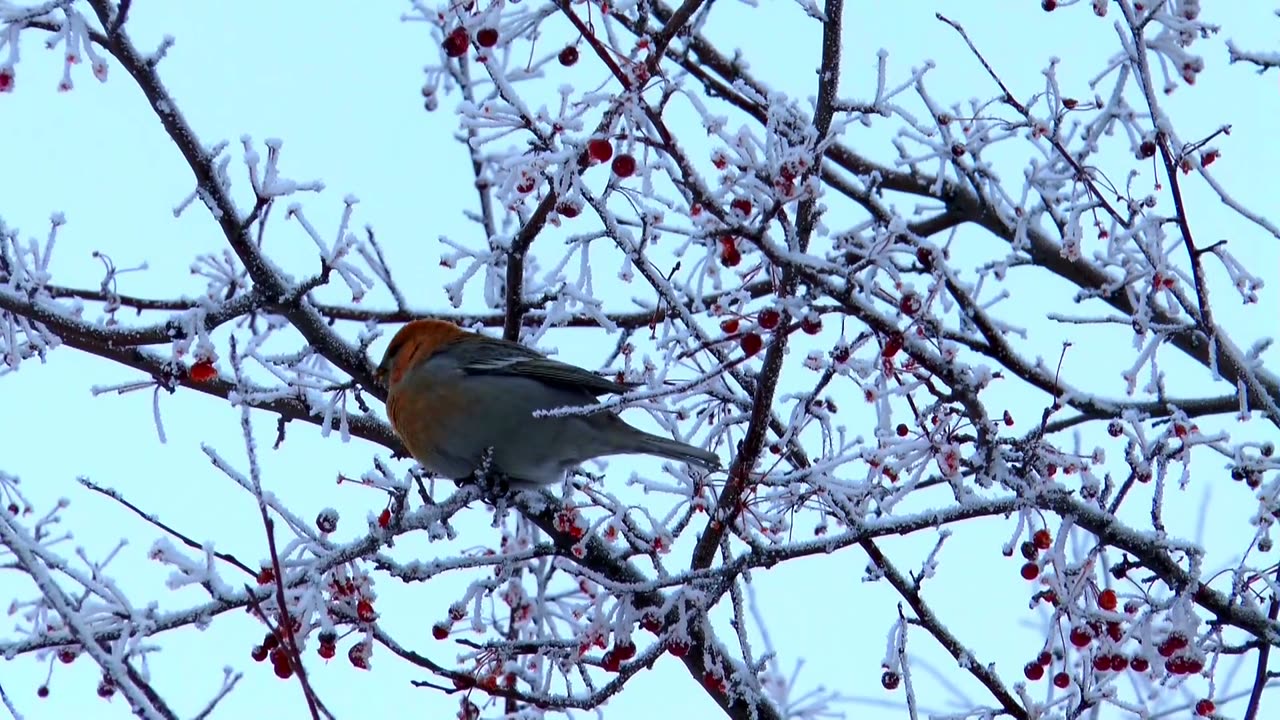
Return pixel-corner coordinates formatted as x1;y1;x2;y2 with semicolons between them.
462;354;632;396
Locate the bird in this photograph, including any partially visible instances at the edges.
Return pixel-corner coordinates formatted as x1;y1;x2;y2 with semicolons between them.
375;319;721;486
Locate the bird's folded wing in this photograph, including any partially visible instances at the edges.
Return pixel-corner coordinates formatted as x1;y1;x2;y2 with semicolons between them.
462;355;632;396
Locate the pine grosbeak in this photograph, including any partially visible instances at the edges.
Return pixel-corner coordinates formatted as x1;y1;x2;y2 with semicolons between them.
375;319;721;485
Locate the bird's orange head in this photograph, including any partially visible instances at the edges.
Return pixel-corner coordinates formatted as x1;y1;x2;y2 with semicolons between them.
374;319;468;388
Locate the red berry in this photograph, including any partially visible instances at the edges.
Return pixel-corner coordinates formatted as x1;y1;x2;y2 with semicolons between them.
0;69;11;93
915;246;934;268
1069;626;1092;648
1130;656;1149;672
97;678;116;698
1003;410;1014;426
432;623;449;640
801;316;822;335
1195;699;1214;717
1042;0;1057;10
587;138;613;163
703;671;726;693
1098;589;1117;611
898;293;921;315
57;648;77;664
348;643;370;670
1037;651;1051;666
757;309;781;330
1109;654;1128;672
378;508;391;527
1020;562;1039;580
36;685;49;698
315;509;338;533
1033;529;1052;549
251;644;269;662
882;332;904;358
720;318;740;334
730;198;752;216
270;648;293;679
1052;672;1070;688
613;641;636;660
640;614;663;633
1138;139;1157;158
558;46;579;66
443;28;469;58
881;670;900;690
1020;541;1038;560
556;201;582;218
1024;662;1044;681
516;176;536;194
740;332;763;358
1107;420;1123;437
476;28;499;47
667;639;689;657
452;675;475;690
318;642;336;660
895;423;909;437
256;567;274;585
189;360;217;383
1092;654;1111;672
720;246;742;267
601;649;621;672
611;153;637;177
357;598;376;622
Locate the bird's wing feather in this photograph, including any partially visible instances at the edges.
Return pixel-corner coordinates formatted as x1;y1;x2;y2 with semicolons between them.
460;351;631;396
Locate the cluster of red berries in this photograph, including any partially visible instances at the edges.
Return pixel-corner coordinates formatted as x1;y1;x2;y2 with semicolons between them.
440;24;580;68
584;137;637;177
721;307;823;358
1018;528;1054;580
250;629;298;679
553;506;587;540
1156;633;1204;674
432;603;469;640
600;640;637;671
441;26;501;58
1022;651;1069;686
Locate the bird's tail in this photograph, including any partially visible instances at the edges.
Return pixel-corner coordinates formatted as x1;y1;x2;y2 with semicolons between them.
632;431;721;470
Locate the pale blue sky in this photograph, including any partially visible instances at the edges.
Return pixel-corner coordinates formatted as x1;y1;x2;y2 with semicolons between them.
2;2;1279;719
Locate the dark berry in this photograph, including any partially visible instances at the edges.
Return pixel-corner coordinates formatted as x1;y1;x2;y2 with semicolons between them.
587;138;613;162
443;28;469;58
611;153;637;177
